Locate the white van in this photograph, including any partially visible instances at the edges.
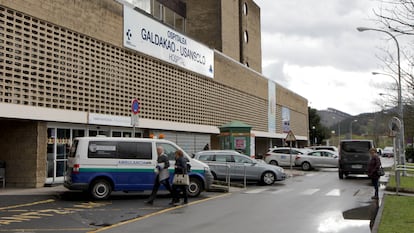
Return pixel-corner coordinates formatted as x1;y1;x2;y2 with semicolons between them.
64;137;213;200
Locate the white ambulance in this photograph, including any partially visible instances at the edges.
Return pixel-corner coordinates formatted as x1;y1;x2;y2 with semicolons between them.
64;137;213;200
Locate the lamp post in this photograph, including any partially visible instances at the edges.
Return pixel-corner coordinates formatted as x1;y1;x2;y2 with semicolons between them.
372;72;399;86
333;116;341;146
350;119;357;139
312;126;316;146
357;27;405;165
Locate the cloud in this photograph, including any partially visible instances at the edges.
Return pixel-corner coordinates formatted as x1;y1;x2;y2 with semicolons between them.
254;0;394;115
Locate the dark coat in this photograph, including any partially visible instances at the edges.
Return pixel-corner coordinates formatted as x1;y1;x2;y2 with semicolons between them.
174;156;188;175
157;154;170;168
367;155;381;179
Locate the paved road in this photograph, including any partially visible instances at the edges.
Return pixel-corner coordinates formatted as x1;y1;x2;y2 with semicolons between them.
0;157;392;232
0;188;226;232
96;168;386;233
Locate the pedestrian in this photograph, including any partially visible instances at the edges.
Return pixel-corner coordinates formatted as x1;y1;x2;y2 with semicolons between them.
367;147;381;200
203;143;210;150
145;146;173;204
170;150;189;205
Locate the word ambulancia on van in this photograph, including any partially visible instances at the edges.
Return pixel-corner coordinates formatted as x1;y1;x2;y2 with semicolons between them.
64;137;213;200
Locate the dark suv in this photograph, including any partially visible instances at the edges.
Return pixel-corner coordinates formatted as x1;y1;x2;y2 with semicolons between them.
338;140;374;179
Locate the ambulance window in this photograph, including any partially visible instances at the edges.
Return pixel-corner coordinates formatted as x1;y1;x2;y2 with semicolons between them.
157;143;179;161
88;141;118;158
118;142;151;159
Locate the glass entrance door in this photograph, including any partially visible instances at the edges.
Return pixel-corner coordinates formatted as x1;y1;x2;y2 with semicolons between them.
46;128;84;184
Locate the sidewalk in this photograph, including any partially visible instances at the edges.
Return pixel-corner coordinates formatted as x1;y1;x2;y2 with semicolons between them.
0;169;305;195
0;184;67;196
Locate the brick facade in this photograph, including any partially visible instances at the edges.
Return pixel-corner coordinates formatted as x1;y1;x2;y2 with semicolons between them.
0;120;47;187
0;0;308;187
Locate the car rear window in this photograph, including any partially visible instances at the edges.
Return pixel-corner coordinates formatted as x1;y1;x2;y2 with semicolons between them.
197;154;214;161
341;141;371;153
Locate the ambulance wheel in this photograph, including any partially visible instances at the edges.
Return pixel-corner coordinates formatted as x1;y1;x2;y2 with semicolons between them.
187;177;202;197
90;179;112;200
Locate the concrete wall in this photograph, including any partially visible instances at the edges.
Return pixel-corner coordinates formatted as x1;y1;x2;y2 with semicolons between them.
239;0;262;73
185;0;222;51
0;120;47;187
214;52;268;100
220;0;240;61
0;0;123;47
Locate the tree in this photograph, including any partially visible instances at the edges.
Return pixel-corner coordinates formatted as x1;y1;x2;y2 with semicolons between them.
373;0;414;145
308;107;331;145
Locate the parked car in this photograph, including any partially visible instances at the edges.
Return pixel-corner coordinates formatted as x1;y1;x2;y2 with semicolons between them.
382;146;394;157
338;139;374;179
377;148;383;156
264;147;308;166
295;149;338;171
194;150;286;185
308;145;338;152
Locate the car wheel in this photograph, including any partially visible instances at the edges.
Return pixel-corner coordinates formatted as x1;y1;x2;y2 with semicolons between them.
338;170;344;179
187;177;202;197
261;171;276;185
301;162;311;171
269;160;278;166
90;179;112;200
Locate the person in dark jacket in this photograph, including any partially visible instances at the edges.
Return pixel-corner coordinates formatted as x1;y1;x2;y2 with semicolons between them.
367;147;381;199
170;150;189;205
145;146;173;204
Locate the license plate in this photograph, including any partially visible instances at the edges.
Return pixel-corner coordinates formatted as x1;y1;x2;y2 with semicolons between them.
352;164;362;169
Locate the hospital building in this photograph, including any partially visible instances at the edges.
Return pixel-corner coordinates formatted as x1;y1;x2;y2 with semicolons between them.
0;0;308;187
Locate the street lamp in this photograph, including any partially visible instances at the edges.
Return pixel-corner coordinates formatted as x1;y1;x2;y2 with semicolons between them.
332;116;341;146
372;71;399;86
312;126;316;146
357;26;405;164
350;119;357;140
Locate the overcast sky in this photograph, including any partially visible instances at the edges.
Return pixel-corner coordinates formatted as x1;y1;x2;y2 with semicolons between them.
254;0;398;115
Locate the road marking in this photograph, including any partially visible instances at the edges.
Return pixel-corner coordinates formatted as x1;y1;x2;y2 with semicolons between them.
0;227;93;232
244;188;268;194
301;188;320;195
305;173;316;177
0;199;55;211
326;189;341;196
0;201;110;226
89;192;232;233
270;188;293;194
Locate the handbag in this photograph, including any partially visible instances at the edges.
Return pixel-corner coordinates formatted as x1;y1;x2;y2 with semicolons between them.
377;166;385;176
173;174;190;185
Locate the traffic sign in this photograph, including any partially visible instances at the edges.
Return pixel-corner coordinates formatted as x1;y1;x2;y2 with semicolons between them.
285;130;296;142
131;98;140;114
389;117;401;132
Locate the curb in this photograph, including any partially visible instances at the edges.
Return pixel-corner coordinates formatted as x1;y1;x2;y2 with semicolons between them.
371;195;385;233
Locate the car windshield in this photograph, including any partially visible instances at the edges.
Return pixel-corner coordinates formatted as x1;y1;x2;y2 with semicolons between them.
341;141;371;153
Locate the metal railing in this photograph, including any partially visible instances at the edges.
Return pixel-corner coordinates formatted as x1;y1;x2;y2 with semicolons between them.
209;163;248;189
394;164;414;195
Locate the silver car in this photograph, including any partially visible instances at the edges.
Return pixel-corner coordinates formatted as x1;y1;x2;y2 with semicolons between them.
194;150;286;185
264;147;309;166
295;149;338;171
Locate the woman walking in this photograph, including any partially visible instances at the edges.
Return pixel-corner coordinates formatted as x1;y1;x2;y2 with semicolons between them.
367;147;381;200
170;150;189;205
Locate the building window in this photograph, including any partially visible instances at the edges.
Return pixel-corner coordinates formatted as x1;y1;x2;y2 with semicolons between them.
127;0;186;32
152;0;162;20
244;31;249;43
243;2;248;15
128;0;152;14
175;14;185;32
164;6;175;27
